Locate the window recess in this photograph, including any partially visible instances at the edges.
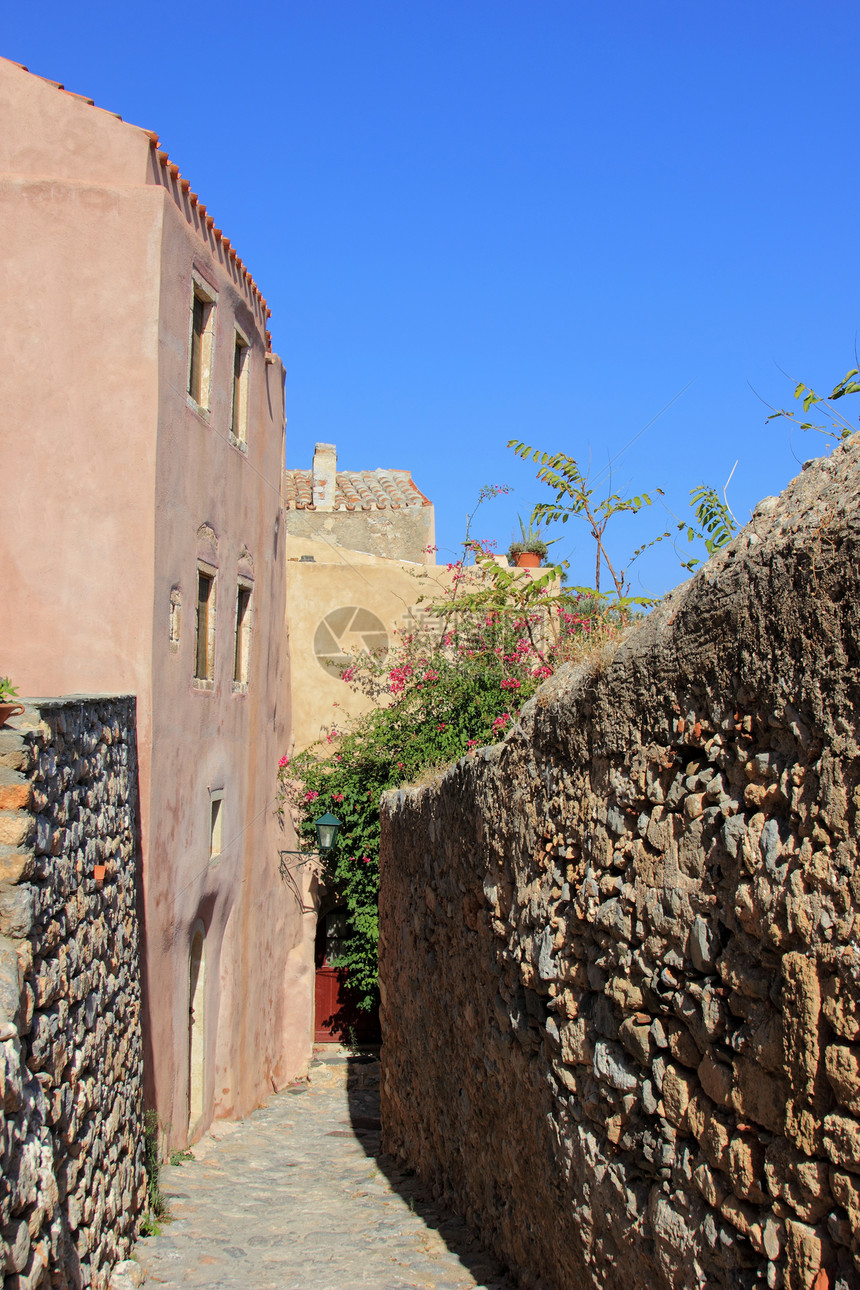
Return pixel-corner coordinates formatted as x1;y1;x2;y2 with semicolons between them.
194;564;217;688
230;329;250;449
187;276;216;412
232;580;253;691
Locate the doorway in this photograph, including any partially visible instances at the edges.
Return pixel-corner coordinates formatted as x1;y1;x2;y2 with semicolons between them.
314;907;380;1044
188;925;206;1132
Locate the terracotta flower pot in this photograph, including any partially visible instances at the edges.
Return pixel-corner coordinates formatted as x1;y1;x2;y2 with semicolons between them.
514;551;542;569
93;864;107;884
0;703;24;727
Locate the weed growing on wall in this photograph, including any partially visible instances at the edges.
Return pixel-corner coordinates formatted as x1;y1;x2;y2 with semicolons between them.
140;1110;168;1236
766;366;860;442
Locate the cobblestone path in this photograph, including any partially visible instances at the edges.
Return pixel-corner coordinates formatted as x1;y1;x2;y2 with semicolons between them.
135;1054;514;1290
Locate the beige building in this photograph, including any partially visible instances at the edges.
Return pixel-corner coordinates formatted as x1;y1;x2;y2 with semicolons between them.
284;445;444;750
284;442;435;564
0;57;311;1148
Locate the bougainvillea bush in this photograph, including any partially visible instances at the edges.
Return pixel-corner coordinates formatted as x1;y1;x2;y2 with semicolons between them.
278;544;614;1011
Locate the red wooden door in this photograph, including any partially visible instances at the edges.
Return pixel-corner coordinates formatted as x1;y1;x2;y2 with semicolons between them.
314;910;380;1043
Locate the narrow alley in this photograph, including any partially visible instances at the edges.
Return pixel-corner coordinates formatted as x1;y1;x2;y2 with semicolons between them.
135;1053;514;1290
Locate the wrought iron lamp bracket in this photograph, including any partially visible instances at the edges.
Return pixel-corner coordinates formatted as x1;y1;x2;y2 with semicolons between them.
277;813;341;910
279;848;323;911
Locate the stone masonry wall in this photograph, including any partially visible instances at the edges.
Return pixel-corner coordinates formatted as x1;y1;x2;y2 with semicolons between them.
284;507;434;565
0;698;146;1290
380;440;860;1290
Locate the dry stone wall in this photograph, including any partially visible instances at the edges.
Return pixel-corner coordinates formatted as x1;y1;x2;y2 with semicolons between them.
380;440;860;1290
0;698;145;1290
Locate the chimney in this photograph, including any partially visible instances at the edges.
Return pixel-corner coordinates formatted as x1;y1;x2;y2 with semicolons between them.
312;443;337;511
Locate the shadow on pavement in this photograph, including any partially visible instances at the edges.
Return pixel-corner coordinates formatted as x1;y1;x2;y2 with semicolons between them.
337;1052;517;1290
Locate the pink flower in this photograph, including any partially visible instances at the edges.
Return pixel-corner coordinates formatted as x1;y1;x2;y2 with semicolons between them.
501;678;521;691
388;662;413;694
492;713;512;731
363;857;371;865
397;762;404;769
423;669;439;682
332;793;344;802
304;790;319;801
278;755;289;768
533;665;553;679
341;666;355;683
437;723;447;732
467;739;478;748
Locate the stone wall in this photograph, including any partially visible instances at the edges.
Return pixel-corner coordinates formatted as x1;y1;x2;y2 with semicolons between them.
0;697;146;1290
380;440;860;1290
284;506;434;565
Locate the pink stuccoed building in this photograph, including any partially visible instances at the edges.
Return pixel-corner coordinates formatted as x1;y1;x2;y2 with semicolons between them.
0;57;312;1148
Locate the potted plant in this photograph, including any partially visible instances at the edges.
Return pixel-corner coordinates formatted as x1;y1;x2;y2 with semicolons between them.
0;678;23;727
507;516;558;569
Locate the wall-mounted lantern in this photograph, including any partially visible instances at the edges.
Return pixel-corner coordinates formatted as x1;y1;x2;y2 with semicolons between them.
314;812;341;854
279;813;342;909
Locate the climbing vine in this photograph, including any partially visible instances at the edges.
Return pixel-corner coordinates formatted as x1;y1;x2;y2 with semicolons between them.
278;499;613;1010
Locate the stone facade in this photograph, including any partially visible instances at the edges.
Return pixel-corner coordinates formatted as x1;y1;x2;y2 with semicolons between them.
283;443;444;752
0;699;145;1290
380;440;860;1289
283;443;435;564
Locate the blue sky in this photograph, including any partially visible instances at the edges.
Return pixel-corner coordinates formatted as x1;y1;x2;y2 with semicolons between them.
7;1;859;595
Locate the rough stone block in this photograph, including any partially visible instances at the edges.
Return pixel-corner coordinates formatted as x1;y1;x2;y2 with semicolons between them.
784;1218;823;1290
823;1114;860;1172
0;814;32;849
0;851;34;886
0;888;34;939
0;787;30;812
688;916;719;973
592;1039;638;1093
668;1022;702;1068
728;1134;768;1204
732;1058;787;1135
618;1016;650;1066
698;1052;733;1108
662;1063;698;1128
3;1218;30;1273
821;969;860;1042
559;1017;592;1067
825;1043;860;1116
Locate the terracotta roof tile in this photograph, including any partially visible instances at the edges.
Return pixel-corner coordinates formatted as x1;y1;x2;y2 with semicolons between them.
149;137;272;327
283;469;431;511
